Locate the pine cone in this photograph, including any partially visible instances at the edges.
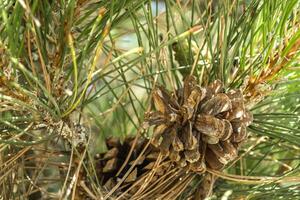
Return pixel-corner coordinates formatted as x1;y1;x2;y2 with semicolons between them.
144;75;253;171
95;137;167;194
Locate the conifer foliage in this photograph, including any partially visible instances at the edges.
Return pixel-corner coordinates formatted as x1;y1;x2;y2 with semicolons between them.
1;0;300;199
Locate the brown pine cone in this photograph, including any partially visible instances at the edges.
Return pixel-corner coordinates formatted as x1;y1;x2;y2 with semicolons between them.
95;137;169;194
144;75;253;171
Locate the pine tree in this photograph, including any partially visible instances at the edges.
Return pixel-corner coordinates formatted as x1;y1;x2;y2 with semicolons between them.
1;0;300;199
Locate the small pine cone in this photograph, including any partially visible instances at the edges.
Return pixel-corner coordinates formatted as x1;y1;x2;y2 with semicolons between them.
95;137;157;191
144;75;253;172
95;136;177;195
